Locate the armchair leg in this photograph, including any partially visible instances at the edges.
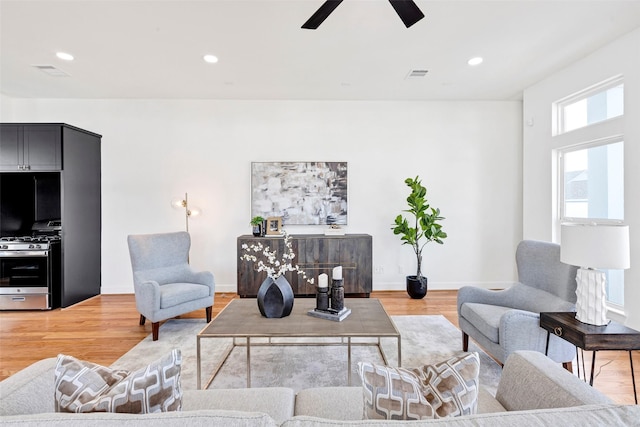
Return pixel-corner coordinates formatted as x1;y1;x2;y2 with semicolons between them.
462;332;469;352
139;315;146;326
562;361;573;373
206;306;212;323
152;322;159;341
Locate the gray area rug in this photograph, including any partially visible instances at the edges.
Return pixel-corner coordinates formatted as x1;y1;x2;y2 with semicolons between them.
112;314;501;395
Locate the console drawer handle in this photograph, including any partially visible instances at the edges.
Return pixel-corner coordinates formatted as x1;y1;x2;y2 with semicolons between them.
553;326;563;336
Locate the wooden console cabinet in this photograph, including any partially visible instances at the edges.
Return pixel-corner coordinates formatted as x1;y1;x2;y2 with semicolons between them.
237;234;372;298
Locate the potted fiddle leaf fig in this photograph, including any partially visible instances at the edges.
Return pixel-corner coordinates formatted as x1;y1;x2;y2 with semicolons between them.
392;176;447;299
250;216;265;237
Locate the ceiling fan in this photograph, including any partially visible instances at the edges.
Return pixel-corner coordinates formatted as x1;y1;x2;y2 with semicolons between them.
302;0;425;29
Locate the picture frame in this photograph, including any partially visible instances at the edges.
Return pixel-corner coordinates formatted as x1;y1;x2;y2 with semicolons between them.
265;216;282;235
251;162;348;225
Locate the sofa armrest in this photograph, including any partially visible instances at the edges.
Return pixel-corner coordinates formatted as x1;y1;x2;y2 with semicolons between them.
496;351;612;411
0;357;57;416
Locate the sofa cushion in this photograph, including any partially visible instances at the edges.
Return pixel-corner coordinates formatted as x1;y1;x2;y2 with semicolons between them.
358;352;480;420
183;387;295;424
0;409;280;427
54;349;182;413
295;387;364;420
281;404;640;427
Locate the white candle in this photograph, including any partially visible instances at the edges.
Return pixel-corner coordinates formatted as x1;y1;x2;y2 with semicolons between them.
332;266;342;280
318;273;328;289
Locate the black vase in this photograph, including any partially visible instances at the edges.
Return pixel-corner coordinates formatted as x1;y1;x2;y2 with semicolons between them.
406;275;427;299
257;275;294;318
252;224;262;237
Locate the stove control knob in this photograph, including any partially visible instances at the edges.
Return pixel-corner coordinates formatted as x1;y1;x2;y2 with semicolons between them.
35;244;42;249
0;245;7;249
29;244;35;249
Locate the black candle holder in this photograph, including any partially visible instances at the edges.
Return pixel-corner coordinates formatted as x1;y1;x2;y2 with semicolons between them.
316;286;329;311
330;279;344;311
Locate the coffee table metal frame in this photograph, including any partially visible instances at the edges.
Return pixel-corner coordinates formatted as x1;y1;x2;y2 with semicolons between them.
196;298;401;389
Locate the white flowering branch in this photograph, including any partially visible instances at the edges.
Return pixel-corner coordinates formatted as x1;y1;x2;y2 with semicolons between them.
240;231;315;285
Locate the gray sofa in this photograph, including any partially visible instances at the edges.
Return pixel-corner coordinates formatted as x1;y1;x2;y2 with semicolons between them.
1;351;638;426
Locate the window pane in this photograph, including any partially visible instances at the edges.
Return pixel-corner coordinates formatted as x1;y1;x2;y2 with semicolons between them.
561;140;625;305
563;141;624;220
560;83;623;133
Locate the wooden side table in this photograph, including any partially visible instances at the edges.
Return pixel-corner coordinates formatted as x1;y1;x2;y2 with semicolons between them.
540;311;640;404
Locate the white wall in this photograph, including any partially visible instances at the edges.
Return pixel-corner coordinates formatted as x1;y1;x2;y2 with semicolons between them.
523;28;640;329
1;99;523;295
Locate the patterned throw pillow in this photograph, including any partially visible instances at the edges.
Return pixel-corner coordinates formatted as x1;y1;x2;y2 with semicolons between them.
54;349;182;413
358;352;479;420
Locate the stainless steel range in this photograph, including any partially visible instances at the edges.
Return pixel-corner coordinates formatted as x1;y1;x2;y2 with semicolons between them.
0;220;61;310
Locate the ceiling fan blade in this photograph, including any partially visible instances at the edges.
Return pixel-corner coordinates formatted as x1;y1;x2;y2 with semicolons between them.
388;0;425;28
301;0;344;29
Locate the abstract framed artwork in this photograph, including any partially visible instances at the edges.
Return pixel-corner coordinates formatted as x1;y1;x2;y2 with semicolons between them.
251;162;348;225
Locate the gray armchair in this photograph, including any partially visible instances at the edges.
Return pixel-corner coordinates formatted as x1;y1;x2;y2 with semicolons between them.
457;240;578;367
127;231;215;341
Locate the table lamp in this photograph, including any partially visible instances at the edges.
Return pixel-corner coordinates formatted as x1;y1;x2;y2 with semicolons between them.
560;223;630;326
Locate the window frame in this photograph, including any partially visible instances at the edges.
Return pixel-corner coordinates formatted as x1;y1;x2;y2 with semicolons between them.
552;75;624;136
556;136;625;308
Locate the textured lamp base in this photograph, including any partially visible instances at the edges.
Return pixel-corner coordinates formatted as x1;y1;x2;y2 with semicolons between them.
575;268;609;326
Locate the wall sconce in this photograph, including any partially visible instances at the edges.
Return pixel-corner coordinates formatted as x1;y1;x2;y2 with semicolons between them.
171;192;202;232
560;222;630;326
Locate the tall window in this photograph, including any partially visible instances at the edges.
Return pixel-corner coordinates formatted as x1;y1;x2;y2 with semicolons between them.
556;76;625;306
559;140;625;305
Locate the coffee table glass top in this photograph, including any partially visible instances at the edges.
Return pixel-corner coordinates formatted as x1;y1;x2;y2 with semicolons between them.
198;297;399;338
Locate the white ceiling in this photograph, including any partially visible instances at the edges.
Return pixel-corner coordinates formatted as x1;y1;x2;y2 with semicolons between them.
1;0;639;101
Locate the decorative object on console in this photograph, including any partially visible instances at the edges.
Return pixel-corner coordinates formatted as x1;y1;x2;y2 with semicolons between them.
560;222;630;326
265;216;282;236
170;192;201;232
324;224;345;236
250;216;266;237
391;176;447;299
251;162;348;225
240;230;314;318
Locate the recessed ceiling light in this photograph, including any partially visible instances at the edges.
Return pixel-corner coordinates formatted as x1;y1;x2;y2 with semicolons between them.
203;54;218;64
468;57;483;66
56;52;74;61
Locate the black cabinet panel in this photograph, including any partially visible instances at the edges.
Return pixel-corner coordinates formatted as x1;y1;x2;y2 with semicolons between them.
0;124;61;171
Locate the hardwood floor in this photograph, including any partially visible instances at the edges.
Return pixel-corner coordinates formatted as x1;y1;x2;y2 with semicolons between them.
0;290;637;404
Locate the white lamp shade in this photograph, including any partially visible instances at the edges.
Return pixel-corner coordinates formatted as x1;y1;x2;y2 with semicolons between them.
561;223;630;269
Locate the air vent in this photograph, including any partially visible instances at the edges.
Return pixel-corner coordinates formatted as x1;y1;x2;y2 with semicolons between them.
32;64;70;77
406;69;429;79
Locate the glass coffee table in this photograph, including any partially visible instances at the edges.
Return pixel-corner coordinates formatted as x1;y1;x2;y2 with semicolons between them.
197;298;401;389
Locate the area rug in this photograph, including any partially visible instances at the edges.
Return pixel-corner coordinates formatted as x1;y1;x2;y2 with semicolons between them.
112;315;502;395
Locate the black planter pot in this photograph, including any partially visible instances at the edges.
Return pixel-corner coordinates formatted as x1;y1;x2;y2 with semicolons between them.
252;224;262;237
406;275;427;299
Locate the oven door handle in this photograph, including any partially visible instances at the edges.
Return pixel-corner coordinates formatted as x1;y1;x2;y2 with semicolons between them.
0;251;49;257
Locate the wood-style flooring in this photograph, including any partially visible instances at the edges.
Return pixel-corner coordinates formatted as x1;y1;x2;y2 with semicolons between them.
0;290;637;405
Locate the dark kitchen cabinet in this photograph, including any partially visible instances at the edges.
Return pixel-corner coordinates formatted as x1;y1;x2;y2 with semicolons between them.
0;125;61;171
237;234;372;297
0;123;101;308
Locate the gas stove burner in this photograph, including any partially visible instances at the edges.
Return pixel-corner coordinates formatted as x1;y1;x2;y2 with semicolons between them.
0;235;60;244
